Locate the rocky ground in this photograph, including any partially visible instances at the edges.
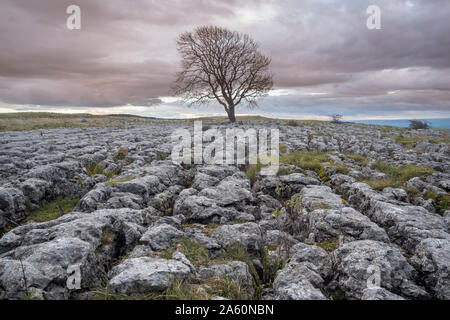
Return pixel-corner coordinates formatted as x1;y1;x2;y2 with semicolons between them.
0;119;449;300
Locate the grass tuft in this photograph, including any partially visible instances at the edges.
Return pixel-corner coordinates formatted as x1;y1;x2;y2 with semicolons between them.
24;197;79;223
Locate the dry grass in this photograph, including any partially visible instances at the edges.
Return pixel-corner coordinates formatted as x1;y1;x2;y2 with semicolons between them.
0;112;156;131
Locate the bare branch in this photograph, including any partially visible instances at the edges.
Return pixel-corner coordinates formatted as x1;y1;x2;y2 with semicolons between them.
173;26;273;122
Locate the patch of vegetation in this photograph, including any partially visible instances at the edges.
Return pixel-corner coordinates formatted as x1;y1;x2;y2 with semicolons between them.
394;134;450;149
245;161;264;186
279;144;288;154
105;176;135;187
167;277;249;300
24;197;79;223
285;195;303;217
156;153;168;161
403;186;420;201
176;238;210;267
157;248;176;260
424;189;450;215
114;147;128;161
409;120;430;130
311;203;332;210
203;222;220;237
280;151;329;172
85;161;105;176
276;167;292;176
362;178;399;191
89;287;162;300
0;112;156;132
318;167;330;182
101;230;116;245
371;162;434;182
213;244;250;265
158;195;173;216
313;239;340;253
345;154;370;166
286;120;299;127
330;162;350;175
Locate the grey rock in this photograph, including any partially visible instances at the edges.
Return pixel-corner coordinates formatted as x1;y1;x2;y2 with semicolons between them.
304;207;389;243
108;257;191;294
211;223;262;255
331;240;429;300
411;238;450;299
139;223;185;251
361;287;406;300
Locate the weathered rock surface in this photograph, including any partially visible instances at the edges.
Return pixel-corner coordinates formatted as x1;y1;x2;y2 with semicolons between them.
108;256;192;294
331;240;429;300
0;120;448;300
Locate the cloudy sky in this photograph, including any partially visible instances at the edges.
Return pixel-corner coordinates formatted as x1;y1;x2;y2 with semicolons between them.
1;0;449;120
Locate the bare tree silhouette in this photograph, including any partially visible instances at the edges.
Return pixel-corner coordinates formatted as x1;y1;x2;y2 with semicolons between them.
173;26;273;123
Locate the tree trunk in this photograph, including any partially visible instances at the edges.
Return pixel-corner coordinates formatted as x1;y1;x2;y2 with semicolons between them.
227;106;236;123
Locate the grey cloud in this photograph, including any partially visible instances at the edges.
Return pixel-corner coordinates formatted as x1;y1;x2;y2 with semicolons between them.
0;0;449;116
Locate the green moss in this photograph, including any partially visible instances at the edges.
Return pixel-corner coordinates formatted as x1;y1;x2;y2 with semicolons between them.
24;197;79;223
279;144;288;154
313;240;340;253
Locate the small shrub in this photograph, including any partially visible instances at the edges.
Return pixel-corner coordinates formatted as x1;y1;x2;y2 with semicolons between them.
409;120;429;130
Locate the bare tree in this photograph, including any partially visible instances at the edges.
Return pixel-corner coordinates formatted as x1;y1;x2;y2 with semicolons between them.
173;26;273;123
